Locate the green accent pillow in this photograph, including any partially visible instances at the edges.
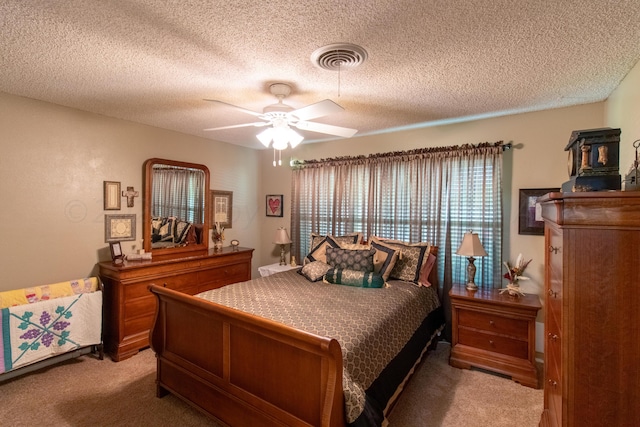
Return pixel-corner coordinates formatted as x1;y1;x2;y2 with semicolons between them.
323;268;385;288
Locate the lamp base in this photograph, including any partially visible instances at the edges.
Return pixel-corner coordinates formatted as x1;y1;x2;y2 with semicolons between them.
466;256;478;291
279;244;286;266
466;282;478;291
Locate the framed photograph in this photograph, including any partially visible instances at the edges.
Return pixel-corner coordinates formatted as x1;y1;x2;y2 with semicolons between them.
210;190;233;229
518;188;559;235
105;214;136;242
266;194;283;217
109;241;124;263
104;181;121;210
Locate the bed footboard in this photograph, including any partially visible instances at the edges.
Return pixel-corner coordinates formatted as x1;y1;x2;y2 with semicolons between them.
149;285;346;427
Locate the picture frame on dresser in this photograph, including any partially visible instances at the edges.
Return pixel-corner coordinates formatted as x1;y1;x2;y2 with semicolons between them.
518;188;558;235
109;241;124;263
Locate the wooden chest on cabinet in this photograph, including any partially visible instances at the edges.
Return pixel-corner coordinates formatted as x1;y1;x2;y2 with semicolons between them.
99;247;253;361
449;284;541;388
539;192;640;427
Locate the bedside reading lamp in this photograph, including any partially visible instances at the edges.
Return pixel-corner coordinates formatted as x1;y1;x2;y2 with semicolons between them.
456;231;487;291
273;227;292;266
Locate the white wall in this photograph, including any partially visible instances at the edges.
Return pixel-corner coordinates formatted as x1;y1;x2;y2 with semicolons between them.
0;92;261;290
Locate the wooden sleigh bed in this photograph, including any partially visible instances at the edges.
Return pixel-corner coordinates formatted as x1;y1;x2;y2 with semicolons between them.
149;245;444;427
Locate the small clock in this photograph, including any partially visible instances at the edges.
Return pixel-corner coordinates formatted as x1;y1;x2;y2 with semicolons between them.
230;239;240;250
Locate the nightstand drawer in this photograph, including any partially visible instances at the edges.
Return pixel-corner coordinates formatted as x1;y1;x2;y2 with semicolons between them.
458;309;529;338
458;328;528;359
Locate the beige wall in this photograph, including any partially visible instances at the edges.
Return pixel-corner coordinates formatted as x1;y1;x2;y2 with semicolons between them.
605;58;640;174
259;103;609;298
0;92;261;291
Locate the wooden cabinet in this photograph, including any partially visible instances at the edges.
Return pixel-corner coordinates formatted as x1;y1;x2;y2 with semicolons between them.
538;192;640;427
449;284;541;388
99;247;253;361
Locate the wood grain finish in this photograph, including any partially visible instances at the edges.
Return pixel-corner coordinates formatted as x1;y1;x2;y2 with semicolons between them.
449;284;541;388
99;247;253;361
538;192;640;427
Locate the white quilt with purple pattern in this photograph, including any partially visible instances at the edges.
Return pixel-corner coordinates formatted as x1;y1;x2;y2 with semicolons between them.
1;292;102;374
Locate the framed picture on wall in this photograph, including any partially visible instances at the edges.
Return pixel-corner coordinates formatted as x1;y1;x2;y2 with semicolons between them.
105;214;136;242
266;194;283;217
103;181;121;210
518;188;559;235
210;190;233;229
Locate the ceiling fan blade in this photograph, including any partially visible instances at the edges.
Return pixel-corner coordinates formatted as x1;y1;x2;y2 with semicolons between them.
294;121;358;138
203;121;268;131
290;99;344;121
203;99;263;118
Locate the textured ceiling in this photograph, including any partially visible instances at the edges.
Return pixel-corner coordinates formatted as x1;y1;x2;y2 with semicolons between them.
2;1;640;150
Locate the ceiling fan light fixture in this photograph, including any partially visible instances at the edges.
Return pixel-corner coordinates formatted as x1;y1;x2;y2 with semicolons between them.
288;129;304;148
256;128;273;147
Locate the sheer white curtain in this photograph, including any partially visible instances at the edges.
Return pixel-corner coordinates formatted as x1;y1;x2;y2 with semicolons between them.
291;142;504;339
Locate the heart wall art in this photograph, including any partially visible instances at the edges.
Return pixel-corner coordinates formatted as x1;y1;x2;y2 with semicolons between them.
266;194;284;217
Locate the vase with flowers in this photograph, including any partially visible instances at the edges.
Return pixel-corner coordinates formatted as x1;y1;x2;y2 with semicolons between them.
500;253;531;296
212;222;225;251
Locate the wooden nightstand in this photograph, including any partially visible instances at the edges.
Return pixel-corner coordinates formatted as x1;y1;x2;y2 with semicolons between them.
449;284;541;388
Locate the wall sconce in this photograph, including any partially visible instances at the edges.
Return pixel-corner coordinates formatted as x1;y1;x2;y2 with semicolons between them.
456;230;487;291
273;227;292;266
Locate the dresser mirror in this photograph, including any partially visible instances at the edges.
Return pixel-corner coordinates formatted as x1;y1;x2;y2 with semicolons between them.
143;158;210;258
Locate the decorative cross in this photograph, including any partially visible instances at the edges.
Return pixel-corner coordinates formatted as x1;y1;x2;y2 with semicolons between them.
122;186;139;207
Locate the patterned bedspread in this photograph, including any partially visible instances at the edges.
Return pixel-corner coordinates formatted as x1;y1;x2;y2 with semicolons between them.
0;291;102;374
197;269;441;423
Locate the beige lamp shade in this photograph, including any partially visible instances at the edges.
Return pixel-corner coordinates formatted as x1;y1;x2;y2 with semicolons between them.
273;227;292;244
456;231;487;290
456;231;487;257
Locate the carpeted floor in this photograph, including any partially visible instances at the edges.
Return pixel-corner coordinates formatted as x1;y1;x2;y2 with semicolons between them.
0;342;542;426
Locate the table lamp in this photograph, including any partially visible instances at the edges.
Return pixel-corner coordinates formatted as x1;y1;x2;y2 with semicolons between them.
456;230;487;290
273;227;292;266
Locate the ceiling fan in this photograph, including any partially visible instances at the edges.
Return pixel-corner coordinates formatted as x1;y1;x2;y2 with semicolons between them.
203;83;358;150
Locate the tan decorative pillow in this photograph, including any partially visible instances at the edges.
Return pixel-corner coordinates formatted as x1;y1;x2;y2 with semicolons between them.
369;239;400;282
370;237;431;284
298;261;332;282
310;232;362;251
304;235;341;265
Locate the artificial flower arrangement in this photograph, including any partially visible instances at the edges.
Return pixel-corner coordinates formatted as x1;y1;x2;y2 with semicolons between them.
213;222;225;242
500;253;531;296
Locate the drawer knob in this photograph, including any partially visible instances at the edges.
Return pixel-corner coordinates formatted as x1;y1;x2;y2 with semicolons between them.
548;379;557;387
547;289;558;298
489;340;494;346
548;333;559;341
548;245;559;254
489;320;495;326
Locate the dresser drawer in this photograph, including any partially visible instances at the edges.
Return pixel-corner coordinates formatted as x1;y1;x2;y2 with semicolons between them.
123;272;199;299
458;327;529;359
546;345;562;426
458;309;529;339
197;263;249;287
125;295;156;319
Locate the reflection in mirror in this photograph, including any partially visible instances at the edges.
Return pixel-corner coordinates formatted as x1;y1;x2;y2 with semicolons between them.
143;158;210;258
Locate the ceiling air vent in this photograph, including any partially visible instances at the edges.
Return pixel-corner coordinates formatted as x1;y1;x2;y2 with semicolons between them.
311;43;368;71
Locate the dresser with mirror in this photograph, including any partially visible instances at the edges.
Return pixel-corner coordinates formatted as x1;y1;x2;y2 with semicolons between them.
99;158;253;361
